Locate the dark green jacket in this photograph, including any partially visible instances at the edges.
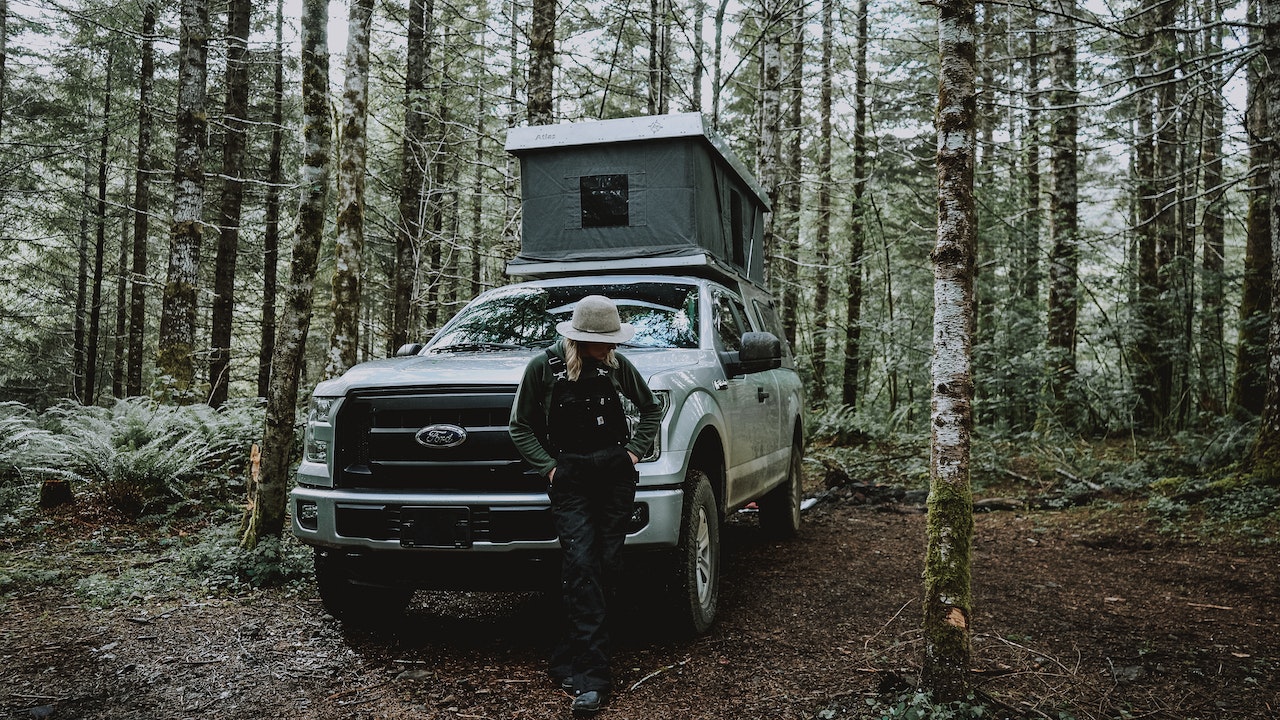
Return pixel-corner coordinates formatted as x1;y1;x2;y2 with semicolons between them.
509;339;662;477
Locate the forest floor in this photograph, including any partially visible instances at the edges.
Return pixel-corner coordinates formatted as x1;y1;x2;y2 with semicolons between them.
1;450;1278;720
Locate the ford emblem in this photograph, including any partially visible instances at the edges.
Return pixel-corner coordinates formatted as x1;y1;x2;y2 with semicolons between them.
415;423;467;449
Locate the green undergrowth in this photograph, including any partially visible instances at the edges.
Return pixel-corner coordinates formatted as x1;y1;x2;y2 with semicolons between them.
807;407;1278;545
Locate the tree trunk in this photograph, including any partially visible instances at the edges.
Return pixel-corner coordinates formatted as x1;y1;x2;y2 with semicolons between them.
391;0;433;353
1233;0;1271;417
528;0;555;125
113;211;128;398
712;0;729;126
1253;0;1280;472
158;0;210;402
1022;23;1041;305
258;0;285;399
759;3;782;291
780;4;803;361
243;0;331;547
74;151;90;400
692;0;704;111
127;0;156;398
1150;0;1182;430
922;0;976;700
209;0;253;408
85;49;114;406
325;0;375;379
1197;0;1226;417
1043;0;1078;429
842;0;868;410
1132;19;1161;431
0;0;7;141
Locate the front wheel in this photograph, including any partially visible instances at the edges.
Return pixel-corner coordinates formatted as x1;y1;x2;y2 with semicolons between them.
314;550;413;624
671;469;720;635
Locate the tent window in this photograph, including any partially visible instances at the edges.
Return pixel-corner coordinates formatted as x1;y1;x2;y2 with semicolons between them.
580;174;630;228
729;191;745;266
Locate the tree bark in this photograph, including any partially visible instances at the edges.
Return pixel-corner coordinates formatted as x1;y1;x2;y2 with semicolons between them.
391;0;433;353
1044;0;1078;428
158;0;210;402
244;0;331;547
209;0;253;407
780;3;803;361
325;0;375;379
85;49;114;405
922;0;976;700
528;0;556;125
842;0;868;410
1253;0;1280;472
1233;0;1271;417
258;0;285;399
759;3;782;290
127;0;156;398
1198;0;1226;417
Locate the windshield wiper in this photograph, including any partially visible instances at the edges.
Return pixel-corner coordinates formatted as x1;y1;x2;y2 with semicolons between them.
429;342;528;354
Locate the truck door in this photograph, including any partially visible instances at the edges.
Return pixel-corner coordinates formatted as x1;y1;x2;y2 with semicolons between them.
711;289;779;508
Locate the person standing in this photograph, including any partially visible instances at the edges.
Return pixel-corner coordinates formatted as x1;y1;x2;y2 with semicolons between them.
509;295;662;715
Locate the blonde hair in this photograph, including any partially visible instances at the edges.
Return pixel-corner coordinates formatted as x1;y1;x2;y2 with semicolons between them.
563;338;618;381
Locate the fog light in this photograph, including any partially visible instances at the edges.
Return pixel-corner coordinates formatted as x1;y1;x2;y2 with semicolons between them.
297;500;319;530
627;503;649;533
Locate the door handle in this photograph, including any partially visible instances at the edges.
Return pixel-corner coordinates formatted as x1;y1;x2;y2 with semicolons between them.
757;387;770;403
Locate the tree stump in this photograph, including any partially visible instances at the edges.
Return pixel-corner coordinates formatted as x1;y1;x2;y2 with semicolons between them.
39;478;73;508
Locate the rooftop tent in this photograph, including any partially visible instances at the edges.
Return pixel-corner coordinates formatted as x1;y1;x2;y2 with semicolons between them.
504;113;771;286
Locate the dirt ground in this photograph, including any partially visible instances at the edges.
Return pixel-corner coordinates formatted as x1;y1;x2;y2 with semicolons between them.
2;483;1278;720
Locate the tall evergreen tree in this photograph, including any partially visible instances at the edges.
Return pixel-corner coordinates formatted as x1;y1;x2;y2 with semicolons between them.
84;48;114;404
325;0;375;378
1043;0;1079;427
245;0;331;546
842;0;868;409
158;0;210;401
528;0;555;124
258;0;285;399
1254;0;1280;472
1234;0;1272;416
391;0;434;353
209;0;254;407
127;0;156;397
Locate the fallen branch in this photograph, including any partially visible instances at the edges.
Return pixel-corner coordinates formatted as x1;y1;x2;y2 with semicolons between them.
629;655;690;691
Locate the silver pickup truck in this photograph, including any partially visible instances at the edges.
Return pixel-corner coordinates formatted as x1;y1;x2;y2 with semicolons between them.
291;270;805;633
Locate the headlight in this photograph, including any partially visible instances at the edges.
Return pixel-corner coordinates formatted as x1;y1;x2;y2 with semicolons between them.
303;396;338;464
623;390;670;462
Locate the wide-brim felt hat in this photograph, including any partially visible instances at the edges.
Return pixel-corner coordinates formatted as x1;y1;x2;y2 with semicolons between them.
556;295;635;344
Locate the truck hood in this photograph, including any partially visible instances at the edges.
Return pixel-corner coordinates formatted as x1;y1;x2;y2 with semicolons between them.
313;347;706;396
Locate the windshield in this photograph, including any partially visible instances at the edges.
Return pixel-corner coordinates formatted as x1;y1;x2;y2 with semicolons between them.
426;282;701;352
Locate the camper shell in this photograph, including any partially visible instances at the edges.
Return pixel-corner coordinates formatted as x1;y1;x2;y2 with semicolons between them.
505;112;770;286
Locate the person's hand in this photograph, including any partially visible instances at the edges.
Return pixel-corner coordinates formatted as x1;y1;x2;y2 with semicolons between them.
548;467;556;484
627;451;638;465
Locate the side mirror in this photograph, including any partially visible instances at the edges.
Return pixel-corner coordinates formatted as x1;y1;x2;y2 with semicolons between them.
723;331;782;376
395;343;424;357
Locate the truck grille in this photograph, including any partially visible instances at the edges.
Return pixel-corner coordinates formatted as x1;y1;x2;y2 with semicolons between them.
333;386;542;492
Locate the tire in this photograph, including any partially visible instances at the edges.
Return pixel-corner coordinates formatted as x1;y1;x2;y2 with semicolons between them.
758;441;804;538
313;550;413;624
672;469;720;635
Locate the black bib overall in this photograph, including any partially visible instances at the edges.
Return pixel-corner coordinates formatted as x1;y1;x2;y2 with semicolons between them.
545;351;637;696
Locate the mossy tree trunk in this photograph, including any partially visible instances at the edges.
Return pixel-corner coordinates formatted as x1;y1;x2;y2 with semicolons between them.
923;0;977;701
208;0;252;408
1232;0;1270;417
157;0;209;402
325;0;374;380
243;0;330;548
1253;0;1280;479
1043;0;1078;429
